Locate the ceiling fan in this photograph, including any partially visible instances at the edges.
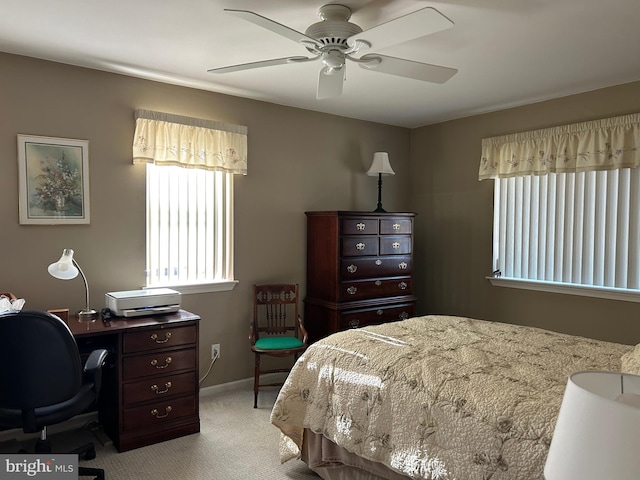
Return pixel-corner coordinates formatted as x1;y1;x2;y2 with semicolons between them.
208;4;458;99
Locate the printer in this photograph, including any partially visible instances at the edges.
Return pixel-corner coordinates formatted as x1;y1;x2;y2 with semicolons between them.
105;288;182;318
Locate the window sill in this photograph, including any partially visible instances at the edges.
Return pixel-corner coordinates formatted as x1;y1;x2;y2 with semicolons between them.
146;281;239;295
486;276;640;303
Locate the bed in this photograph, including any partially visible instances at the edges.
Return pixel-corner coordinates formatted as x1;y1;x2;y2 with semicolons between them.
270;315;637;480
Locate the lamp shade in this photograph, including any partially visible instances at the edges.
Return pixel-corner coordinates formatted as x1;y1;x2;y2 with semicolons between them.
366;152;395;176
544;371;640;480
48;249;79;280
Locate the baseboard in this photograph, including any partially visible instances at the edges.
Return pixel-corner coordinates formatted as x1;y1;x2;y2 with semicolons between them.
0;373;288;444
198;372;288;397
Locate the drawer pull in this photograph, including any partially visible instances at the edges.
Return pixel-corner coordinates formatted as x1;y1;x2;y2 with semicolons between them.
151;357;172;369
151;406;173;419
376;310;384;316
355;242;365;250
150;332;172;344
393;223;400;230
347;264;358;273
400;311;409;320
392;242;400;249
398;281;408;290
375;259;382;266
375;280;382;286
356;222;366;231
348;319;360;328
346;286;357;295
398;262;408;270
151;381;172;394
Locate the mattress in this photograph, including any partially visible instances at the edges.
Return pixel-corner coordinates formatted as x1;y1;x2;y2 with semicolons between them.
271;315;632;479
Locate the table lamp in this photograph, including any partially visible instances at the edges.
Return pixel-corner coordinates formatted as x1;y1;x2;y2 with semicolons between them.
366;152;395;213
544;370;640;480
48;248;97;320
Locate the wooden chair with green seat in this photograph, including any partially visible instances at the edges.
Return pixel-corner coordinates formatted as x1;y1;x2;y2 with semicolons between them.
250;283;308;408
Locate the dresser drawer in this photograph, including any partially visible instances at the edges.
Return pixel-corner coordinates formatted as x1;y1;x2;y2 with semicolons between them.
380;236;411;255
123;347;197;381
123;324;197;354
123;371;197;406
341;218;379;235
341;256;412;280
341;236;379;256
341;277;412;301
380;218;412;235
340;303;415;330
123;395;197;431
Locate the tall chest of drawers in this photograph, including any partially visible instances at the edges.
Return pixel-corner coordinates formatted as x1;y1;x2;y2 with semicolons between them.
305;211;416;342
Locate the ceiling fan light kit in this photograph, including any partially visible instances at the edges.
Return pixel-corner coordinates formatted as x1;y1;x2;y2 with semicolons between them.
208;4;458;99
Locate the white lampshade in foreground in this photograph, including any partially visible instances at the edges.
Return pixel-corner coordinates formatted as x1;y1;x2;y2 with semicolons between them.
544;370;640;480
366;152;395;176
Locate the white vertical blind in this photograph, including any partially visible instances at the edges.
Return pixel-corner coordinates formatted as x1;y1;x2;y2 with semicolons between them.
494;167;640;292
146;164;233;287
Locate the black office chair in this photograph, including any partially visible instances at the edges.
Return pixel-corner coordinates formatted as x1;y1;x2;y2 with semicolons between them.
0;310;108;480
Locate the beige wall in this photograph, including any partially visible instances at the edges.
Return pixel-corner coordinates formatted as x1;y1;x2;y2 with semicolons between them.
0;52;411;387
410;81;640;345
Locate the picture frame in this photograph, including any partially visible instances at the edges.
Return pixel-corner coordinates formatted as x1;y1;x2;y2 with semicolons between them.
17;134;91;225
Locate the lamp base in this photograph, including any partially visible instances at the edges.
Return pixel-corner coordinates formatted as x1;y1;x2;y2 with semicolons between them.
78;308;98;321
373;206;387;213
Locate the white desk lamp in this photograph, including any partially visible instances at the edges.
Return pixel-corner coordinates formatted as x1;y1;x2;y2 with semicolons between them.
366;152;395;213
48;248;97;320
544;370;640;480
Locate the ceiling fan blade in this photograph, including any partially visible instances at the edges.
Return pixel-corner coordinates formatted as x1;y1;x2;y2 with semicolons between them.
317;68;344;99
348;7;453;52
208;56;311;74
225;9;322;48
359;54;457;84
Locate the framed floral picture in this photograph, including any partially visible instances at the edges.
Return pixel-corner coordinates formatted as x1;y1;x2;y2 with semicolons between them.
17;135;91;225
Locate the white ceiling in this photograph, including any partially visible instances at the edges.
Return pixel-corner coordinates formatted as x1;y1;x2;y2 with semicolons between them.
2;0;640;128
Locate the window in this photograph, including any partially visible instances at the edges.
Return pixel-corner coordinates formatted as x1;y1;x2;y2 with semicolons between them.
132;109;247;294
145;164;235;292
491;168;640;301
479;113;640;302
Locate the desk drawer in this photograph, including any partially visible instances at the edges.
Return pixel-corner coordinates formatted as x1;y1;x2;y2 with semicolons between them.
123;395;197;431
123;347;196;380
123;371;196;406
123;324;197;354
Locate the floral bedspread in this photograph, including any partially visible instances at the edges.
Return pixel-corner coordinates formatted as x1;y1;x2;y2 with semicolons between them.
270;315;631;479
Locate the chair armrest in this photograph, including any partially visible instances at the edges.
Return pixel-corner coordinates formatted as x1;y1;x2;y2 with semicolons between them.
297;315;308;345
84;348;108;393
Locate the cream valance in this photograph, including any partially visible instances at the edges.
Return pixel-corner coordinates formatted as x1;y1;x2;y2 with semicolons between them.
479;113;640;180
132;109;247;174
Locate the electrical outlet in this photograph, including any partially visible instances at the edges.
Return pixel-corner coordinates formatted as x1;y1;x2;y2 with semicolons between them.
211;343;220;360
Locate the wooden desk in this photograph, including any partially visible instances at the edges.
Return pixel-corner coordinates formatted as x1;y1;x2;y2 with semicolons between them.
69;310;200;452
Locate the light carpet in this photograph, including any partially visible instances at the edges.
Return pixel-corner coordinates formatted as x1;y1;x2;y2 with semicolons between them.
3;385;319;480
87;385;318;479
